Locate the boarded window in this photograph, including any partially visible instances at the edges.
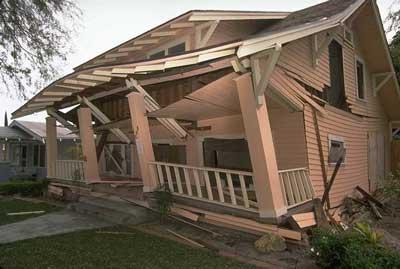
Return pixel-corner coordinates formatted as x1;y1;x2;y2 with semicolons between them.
328;40;348;111
356;60;365;99
328;136;346;164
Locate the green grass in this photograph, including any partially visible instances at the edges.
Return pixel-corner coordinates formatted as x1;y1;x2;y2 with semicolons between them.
0;227;256;269
0;197;60;225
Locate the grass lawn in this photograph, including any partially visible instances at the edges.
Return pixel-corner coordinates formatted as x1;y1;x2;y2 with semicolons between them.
0;197;60;226
0;227;256;269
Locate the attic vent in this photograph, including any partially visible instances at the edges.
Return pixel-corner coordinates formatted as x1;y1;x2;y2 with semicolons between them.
344;29;354;45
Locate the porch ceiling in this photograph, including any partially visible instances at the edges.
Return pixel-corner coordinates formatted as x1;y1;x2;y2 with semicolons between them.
148;72;241;121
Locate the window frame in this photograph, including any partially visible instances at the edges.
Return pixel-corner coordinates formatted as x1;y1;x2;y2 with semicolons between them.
328;37;348;110
355;56;367;101
328;134;346;165
146;36;189;60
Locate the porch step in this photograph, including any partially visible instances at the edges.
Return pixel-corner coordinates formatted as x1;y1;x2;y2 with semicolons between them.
68;194;156;225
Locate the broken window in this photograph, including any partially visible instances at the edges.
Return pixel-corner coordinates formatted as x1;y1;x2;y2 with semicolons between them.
328;135;346;164
356;59;365;99
168;42;185;55
328;40;349;111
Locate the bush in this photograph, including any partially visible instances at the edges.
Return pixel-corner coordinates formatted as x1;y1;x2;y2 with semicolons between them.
378;171;400;198
310;227;400;269
0;179;49;197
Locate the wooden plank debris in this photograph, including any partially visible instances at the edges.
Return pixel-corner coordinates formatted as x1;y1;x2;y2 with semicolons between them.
7;211;45;216
166;229;205;248
170;207;199;222
291;212;317;229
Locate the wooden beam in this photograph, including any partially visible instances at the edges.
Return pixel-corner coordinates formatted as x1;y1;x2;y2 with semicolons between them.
170;22;195;28
92;70;127;78
42;91;73;96
251;43;282;105
78;96;131;144
57;85;86;91
77;74;112;82
111;68;136;74
151;31;177;37
35;97;64;102
47;108;78;132
104;52;129;58
373;72;393;96
93;58;116;64
94;118;131;132
64;79;98;87
96;132;109;160
118;46;143;52
231;58;247;73
134;39;159;45
28;102;54;108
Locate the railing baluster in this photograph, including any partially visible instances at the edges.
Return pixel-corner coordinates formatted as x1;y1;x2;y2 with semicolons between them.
238;175;249;208
226;173;236;205
289;171;301;203
174;166;183;194
183;168;192;196
296;170;307;201
165;165;174;192
283;173;295;206
156;164;165;185
193;169;202;198
279;173;288;206
215;172;224;203
203;170;214;201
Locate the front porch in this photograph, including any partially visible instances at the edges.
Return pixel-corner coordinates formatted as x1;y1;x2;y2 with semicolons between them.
43;60;316;222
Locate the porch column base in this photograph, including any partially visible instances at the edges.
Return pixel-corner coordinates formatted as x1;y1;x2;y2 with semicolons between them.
259;207;287;219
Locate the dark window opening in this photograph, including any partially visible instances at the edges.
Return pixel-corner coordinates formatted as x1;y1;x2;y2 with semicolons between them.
33;145;39;166
356;60;365;99
39;145;45;167
328;40;349;111
149;50;166;60
168;42;186;56
328;139;346;164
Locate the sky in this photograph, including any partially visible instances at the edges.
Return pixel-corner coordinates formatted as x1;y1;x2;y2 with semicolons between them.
0;0;396;124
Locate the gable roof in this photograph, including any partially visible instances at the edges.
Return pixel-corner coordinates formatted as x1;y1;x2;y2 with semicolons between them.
12;0;400;120
0;127;31;140
9;121;78;141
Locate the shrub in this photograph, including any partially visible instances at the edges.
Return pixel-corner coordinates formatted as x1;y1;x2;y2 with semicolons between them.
311;226;400;269
153;185;173;223
0;179;49;197
378;171;400;198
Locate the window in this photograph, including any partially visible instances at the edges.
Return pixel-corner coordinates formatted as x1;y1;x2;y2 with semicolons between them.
167;43;185;55
356;59;365;99
147;41;186;60
33;144;46;167
328;135;346;164
328;40;349;111
149;50;166;60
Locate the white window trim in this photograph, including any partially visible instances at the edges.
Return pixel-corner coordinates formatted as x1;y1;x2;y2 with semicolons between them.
328;134;346;165
342;25;354;46
146;36;190;59
355;55;367;101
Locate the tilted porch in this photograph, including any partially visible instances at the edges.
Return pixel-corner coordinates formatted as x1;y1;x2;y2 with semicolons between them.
43;57;315;222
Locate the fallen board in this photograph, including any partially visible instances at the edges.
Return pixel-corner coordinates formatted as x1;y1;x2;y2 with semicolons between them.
174;204;301;241
291;212;316;229
170;207;199;222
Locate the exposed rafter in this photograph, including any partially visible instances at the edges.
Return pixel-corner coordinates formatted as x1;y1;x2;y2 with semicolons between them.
64;79;98;87
125;78;188;139
250;43;282;105
78;96;131;144
170;22;195;28
47;108;78;132
372;72;393;96
77;74;112;82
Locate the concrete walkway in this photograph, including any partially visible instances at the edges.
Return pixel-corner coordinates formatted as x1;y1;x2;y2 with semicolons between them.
0;210;111;244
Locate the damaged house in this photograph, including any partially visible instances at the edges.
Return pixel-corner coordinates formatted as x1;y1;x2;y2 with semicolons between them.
12;0;400;228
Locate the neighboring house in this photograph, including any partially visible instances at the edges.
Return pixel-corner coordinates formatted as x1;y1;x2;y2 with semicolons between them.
11;0;400;223
0;120;79;181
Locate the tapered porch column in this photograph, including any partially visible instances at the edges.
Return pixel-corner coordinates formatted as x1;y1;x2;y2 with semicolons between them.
234;73;287;219
127;92;157;192
46;117;57;178
77;107;100;182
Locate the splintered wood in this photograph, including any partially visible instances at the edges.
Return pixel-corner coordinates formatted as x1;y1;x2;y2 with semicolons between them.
172;204;302;241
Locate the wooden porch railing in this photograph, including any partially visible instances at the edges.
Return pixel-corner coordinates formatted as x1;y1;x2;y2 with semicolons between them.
54;160;85;181
149;162;315;211
149;161;256;211
279;167;314;208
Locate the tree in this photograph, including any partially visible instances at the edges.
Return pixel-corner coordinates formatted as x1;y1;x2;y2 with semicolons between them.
390;31;400;80
0;0;81;99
